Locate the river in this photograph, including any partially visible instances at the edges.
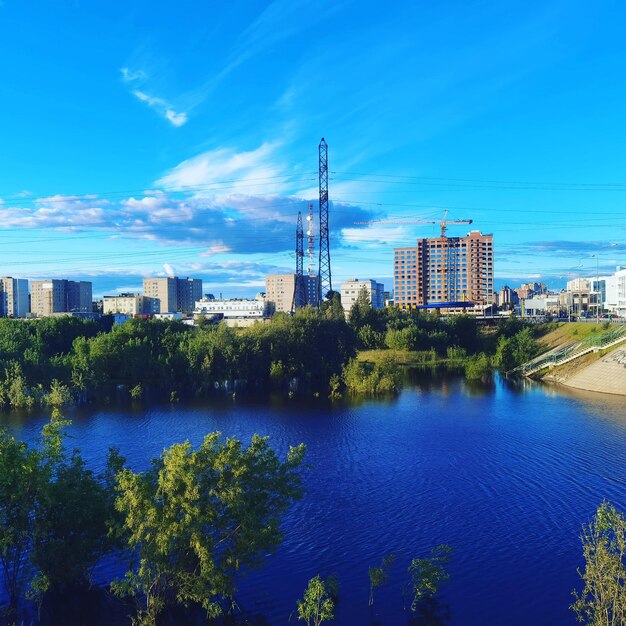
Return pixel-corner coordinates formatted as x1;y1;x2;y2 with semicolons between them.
2;373;626;625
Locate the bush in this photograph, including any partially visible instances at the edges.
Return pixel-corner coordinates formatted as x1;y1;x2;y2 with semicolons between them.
342;358;402;394
465;353;491;381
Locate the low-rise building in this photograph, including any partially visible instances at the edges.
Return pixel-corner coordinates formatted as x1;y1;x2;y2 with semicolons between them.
194;293;268;326
103;293;146;315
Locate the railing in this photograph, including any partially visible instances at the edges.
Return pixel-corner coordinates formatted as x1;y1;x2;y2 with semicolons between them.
508;326;626;377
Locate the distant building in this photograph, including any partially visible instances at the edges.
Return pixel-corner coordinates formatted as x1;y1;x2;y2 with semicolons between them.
143;277;177;313
265;274;319;314
497;285;519;309
0;277;29;317
176;277;203;313
393;230;494;310
103;293;147;315
340;278;385;313
194;294;267;326
605;268;626;317
143;276;203;313
31;279;92;317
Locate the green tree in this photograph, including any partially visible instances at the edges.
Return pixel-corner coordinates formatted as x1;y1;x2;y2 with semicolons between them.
369;553;396;606
321;291;345;322
407;544;452;612
30;447;120;598
112;433;306;625
297;575;335;626
572;501;626;625
0;429;43;617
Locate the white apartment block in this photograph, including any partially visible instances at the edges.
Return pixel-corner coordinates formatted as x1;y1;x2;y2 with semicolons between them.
0;277;29;317
340;278;385;313
605;267;626;317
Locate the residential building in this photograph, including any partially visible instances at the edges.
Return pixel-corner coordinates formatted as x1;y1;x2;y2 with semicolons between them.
265;274;319;314
497;285;519;309
176;277;203;313
605;268;626;317
393;230;494;310
103;293;146;315
340;278;385;313
30;280;92;317
143;277;177;313
143;276;203;314
0;277;29;317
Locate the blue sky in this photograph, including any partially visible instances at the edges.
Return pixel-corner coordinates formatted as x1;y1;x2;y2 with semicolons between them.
1;0;626;297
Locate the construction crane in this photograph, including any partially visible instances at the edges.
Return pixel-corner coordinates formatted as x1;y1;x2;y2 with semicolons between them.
354;210;472;238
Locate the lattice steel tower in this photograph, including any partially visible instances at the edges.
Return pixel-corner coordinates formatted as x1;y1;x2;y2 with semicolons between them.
292;211;305;312
306;202;315;276
317;138;332;301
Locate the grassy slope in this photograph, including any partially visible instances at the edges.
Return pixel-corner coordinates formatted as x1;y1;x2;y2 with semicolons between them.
535;322;608;350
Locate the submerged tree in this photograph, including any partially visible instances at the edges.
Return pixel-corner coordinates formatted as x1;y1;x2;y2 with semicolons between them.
369;553;396;606
407;544;452;612
0;429;43;618
572;501;626;626
296;575;335;626
112;433;306;626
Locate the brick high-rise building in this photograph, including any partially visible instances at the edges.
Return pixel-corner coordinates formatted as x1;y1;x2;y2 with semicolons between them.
393;230;494;310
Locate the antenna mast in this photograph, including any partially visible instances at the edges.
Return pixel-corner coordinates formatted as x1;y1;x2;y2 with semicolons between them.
318;138;332;302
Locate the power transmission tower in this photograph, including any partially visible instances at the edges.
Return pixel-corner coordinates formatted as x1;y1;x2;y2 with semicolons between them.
318;138;332;302
292;211;305;312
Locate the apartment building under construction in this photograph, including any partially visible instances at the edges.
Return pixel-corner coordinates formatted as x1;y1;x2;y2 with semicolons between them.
393;230;494;310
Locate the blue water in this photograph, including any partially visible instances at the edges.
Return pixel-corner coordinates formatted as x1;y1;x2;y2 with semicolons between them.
2;374;626;625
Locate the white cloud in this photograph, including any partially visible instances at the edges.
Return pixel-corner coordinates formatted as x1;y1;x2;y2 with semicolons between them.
120;67;146;82
157;143;283;194
165;109;188;127
125;81;188;127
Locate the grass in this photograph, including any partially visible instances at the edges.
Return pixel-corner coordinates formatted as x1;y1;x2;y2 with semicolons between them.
357;349;463;367
536;322;605;350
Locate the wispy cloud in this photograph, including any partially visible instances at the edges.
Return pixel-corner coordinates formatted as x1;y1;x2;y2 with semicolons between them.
131;89;188;127
120;67;188;127
156;142;288;194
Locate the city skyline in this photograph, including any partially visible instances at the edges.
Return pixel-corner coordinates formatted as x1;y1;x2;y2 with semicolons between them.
2;1;626;297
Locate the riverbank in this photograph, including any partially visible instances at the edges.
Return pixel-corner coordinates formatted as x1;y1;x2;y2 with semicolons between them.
543;345;626;396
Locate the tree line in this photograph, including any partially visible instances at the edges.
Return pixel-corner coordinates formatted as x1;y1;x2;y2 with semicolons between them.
0;292;543;408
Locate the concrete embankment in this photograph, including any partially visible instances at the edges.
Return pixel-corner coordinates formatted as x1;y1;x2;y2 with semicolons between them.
544;346;626;396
